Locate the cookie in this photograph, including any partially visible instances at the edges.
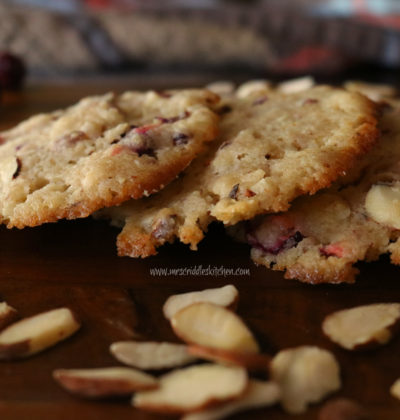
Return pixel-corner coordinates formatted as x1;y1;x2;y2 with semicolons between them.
0;89;219;228
98;85;379;258
244;100;400;284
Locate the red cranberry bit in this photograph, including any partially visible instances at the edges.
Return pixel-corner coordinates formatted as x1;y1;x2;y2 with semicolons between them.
155;90;172;98
133;123;160;135
303;98;319;105
0;135;5;145
155;111;190;125
111;144;154;157
155;116;176;124
0;52;26;90
229;184;239;200
173;133;189;145
320;243;344;258
246;215;304;255
245;189;256;198
110;145;125;156
56;131;89;147
252;96;268;106
12;157;22;179
248;231;304;255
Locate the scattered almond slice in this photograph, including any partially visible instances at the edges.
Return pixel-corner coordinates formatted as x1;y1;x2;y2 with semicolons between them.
182;380;280;420
322;303;400;350
110;341;197;370
53;367;158;398
365;184;400;229
390;378;400;400
0;302;18;331
277;76;315;94
187;345;270;372
133;364;248;414
163;284;239;321
171;302;259;353
270;346;341;414
0;307;80;360
318;398;370;420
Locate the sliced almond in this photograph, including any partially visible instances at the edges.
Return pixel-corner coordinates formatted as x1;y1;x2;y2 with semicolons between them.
171;302;259;353
277;76;315;94
318;398;370;420
182;380;280;420
344;80;397;102
322;303;400;350
163;284;239;321
236;80;272;98
1;155;20;183
271;346;341;414
133;364;248;414
53;367;158;398
365;184;400;229
390;378;400;400
206;81;235;96
0;307;80;360
187;345;270;372
110;341;197;370
0;302;18;331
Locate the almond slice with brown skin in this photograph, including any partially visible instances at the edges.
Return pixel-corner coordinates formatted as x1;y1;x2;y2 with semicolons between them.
0;302;18;331
53;367;158;398
171;302;259;353
0;307;80;360
182;380;280;420
271;346;341;414
133;364;248;414
187;345;270;372
110;341;197;370
322;303;400;350
163;285;239;321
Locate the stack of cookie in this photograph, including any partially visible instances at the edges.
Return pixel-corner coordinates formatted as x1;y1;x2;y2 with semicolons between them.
2;77;398;285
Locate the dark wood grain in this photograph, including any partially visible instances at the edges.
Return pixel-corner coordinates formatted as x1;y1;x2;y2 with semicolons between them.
1;82;400;420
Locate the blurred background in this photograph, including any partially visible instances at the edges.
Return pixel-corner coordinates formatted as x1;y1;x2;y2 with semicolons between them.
1;0;400;90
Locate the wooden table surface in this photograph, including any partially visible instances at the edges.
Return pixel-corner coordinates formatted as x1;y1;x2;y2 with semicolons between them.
1;80;400;420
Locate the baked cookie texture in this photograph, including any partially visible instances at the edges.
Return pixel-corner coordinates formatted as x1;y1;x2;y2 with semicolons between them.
0;89;219;228
99;85;379;258
245;101;400;284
